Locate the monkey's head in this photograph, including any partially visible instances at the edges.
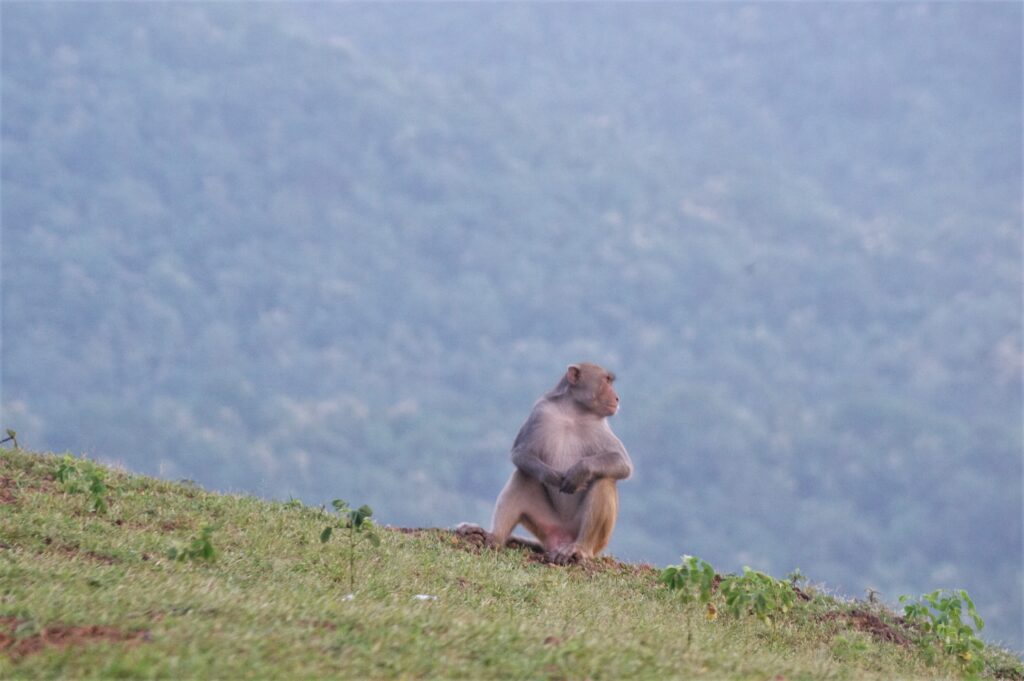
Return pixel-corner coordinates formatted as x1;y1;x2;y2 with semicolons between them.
565;363;620;417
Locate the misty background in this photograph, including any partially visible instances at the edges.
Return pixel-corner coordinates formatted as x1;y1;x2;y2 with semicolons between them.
2;2;1021;648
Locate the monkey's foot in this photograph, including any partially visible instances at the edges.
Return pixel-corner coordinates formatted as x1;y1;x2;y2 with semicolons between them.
454;523;496;548
547;545;585;566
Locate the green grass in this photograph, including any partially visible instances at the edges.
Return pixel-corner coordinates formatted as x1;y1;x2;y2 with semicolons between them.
1;448;1020;680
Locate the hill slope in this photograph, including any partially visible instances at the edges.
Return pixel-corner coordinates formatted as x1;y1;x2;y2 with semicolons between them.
1;448;1020;679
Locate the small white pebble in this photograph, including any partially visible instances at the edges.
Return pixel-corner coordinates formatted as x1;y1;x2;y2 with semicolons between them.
413;594;438;601
342;593;355;601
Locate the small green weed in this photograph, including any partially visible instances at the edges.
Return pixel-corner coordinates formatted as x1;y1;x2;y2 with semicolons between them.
319;499;380;593
168;526;217;562
1;428;18;448
55;454;110;514
900;588;986;674
720;566;797;624
660;555;717;605
661;555;797;624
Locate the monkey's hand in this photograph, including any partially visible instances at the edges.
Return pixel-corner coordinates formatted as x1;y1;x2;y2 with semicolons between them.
559;461;592;494
541;469;565;488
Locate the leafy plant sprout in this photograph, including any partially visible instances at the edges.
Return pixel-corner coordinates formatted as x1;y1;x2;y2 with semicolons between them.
168;526;217;562
720;567;796;625
899;589;986;674
55;454;110;514
320;499;380;594
664;555;994;674
661;555;717;605
1;429;18;449
661;556;795;625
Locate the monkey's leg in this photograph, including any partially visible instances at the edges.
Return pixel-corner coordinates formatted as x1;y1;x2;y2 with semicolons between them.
492;470;570;553
567;477;619;560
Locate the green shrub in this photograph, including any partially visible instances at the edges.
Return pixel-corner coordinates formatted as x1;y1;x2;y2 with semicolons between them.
899;589;985;674
168;526;217;563
661;555;797;624
55;454;110;514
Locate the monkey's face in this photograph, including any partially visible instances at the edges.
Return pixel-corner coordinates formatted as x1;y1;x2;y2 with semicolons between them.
593;377;620;417
567;363;620;417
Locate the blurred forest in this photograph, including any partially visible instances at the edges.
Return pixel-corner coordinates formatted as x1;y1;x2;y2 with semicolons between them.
2;3;1021;647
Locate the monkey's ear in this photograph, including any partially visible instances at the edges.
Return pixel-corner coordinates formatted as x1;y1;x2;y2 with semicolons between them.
566;364;582;385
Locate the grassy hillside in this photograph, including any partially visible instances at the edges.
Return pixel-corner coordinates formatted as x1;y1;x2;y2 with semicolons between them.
0;448;1019;680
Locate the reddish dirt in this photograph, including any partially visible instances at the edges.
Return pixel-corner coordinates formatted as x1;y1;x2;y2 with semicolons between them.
822;609;913;647
23;479;56;494
792;584;812;601
0;477;17;505
58;545;120;565
39;537;121;565
397;525;659;577
0;615;149;660
159;519;190;532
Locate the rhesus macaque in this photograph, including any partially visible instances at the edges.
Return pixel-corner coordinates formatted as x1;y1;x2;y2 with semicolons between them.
463;363;633;564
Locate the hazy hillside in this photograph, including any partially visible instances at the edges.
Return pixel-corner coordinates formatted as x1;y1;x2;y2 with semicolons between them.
2;3;1021;646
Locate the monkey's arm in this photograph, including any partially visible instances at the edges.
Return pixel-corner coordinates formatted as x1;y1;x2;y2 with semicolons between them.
559;448;632;494
588;450;633;479
511;445;564;487
509;410;564;487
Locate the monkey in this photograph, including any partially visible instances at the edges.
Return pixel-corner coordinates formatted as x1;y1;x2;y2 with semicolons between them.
460;363;633;564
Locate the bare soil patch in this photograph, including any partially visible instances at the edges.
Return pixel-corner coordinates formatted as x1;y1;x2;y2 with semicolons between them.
398;525;658;577
41;537;121;565
0;616;149;660
60;545;121;565
822;609;913;647
0;477;17;505
159;518;191;532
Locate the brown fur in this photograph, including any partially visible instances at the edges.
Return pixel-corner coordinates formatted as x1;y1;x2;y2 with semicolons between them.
481;363;632;564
